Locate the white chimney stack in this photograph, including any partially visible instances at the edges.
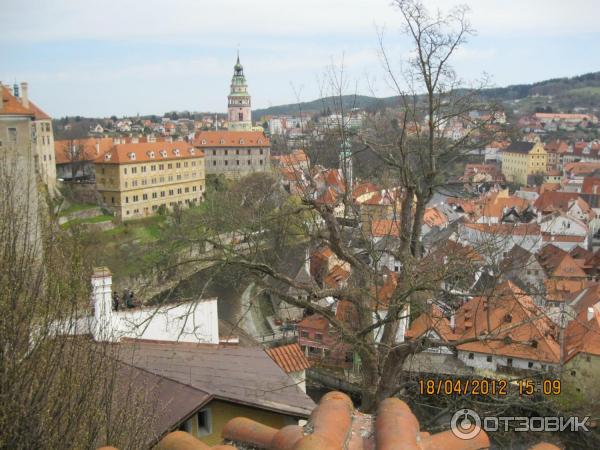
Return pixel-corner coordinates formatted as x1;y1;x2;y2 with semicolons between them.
91;267;114;341
20;82;29;109
588;307;594;321
450;313;456;331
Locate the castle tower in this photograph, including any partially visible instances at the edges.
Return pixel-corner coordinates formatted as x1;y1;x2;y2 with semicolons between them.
227;53;252;131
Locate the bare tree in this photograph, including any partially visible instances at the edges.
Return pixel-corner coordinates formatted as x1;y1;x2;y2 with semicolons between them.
0;146;156;449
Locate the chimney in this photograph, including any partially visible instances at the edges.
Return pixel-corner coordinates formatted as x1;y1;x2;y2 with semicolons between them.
588;307;594;321
91;267;114;341
450;313;456;332
20;82;29;109
305;245;311;274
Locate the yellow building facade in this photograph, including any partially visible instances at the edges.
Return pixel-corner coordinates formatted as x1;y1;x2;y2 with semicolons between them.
501;141;548;185
94;142;205;220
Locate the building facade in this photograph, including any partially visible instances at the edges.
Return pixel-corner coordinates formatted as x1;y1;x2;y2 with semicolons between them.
501;141;548;186
195;130;270;178
227;54;252;131
94;142;205;220
4;82;57;196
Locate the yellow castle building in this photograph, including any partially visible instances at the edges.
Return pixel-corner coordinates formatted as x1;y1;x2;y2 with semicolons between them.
501;141;548;186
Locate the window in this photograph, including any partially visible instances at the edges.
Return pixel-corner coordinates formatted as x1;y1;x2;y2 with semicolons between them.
142;194;148;200
224;161;228;166
151;165;156;171
315;333;323;342
224;150;228;155
178;419;192;433
197;409;212;436
507;358;513;367
571;370;576;376
260;160;263;165
168;163;172;169
132;195;139;202
125;196;129;203
236;149;239;155
141;166;147;173
152;192;157;199
486;356;492;363
586;355;592;362
132;167;137;174
160;191;165;198
159;164;164;170
248;160;251;165
468;353;474;360
213;161;217;166
185;187;189;193
247;149;251;155
176;162;181;168
300;330;309;339
528;362;534;368
260;149;264;155
169;190;174;196
8;128;17;145
123;167;128;175
236;160;240;166
238;112;243;121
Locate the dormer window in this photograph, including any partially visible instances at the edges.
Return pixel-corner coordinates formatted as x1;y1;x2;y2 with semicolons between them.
104;153;112;161
189;148;195;155
159;150;167;158
258;139;263;144
239;139;245;144
173;148;180;156
201;139;207;145
148;151;155;159
220;139;225;144
128;152;136;161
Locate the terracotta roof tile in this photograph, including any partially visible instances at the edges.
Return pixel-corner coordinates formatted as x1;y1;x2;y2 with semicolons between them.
95;142;204;164
0;85;33;117
266;343;310;374
194;131;270;148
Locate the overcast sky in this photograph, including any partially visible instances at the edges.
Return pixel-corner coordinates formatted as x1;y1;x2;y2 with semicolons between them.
1;0;599;117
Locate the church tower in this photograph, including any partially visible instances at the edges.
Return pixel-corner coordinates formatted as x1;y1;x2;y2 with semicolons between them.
227;53;252;131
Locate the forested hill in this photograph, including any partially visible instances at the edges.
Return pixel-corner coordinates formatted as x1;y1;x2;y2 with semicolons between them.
253;71;600;118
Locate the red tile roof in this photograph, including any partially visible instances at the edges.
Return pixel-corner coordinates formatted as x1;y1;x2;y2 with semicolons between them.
533;191;580;213
54;137;114;164
266;343;310;374
297;314;329;331
194;131;270;147
95;142;204;164
0;85;34;117
455;281;560;364
370;219;401;237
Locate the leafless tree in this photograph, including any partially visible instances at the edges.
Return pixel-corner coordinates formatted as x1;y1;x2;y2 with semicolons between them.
0;146;156;449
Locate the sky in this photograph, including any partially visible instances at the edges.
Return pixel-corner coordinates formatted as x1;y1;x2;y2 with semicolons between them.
1;0;599;118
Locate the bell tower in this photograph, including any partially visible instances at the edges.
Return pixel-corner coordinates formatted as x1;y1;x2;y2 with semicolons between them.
227;53;252;131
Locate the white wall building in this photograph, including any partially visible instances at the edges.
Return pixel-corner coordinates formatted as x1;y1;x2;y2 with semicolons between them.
90;267;219;344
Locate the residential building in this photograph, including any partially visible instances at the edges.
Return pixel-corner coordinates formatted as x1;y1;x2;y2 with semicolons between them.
501;141;548;185
0;82;40;242
117;340;315;447
227;54;252;131
94;142;205;220
3;82;57;195
455;281;560;372
195;130;270;178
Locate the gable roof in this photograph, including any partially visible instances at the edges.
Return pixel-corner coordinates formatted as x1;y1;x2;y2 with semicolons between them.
266;343;310;374
455;281;560;363
565;305;600;363
537;244;587;278
117;340;315;418
194;131;270;148
533;191;580;213
95;142;204;164
0;84;34;117
504;141;535;154
54;137;114;164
